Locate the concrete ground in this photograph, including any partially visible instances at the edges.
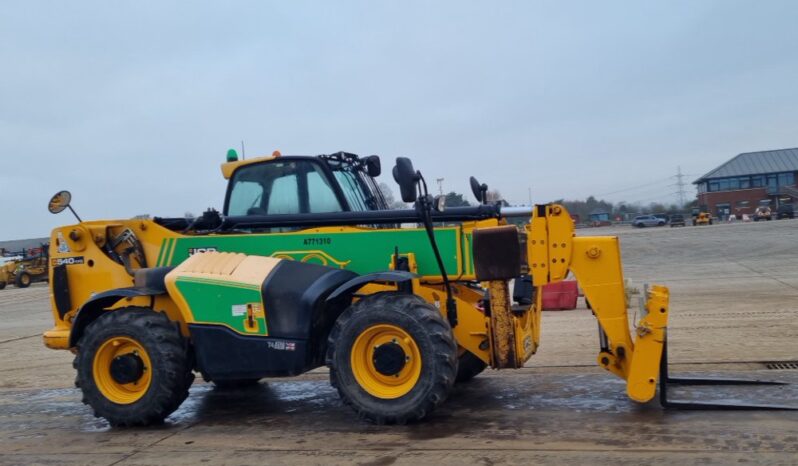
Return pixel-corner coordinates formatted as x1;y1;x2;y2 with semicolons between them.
1;220;797;465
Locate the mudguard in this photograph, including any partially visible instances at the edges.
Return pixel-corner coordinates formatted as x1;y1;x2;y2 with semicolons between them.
326;271;416;301
68;287;164;347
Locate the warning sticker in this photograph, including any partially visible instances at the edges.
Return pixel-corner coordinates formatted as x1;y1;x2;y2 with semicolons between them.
232;304;247;317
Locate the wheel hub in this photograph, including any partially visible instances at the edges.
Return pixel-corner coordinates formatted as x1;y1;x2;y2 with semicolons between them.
351;324;421;399
372;342;407;376
110;353;145;385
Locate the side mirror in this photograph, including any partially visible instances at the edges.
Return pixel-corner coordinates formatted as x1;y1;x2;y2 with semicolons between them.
470;176;488;204
48;190;82;222
48;191;72;214
433;194;446;212
392;157;419;203
364;155;381;177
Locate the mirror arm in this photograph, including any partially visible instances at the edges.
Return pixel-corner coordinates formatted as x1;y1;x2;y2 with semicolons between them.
68;205;82;223
415;174;458;327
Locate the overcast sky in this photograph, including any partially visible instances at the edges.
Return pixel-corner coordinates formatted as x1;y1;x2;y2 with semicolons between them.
2;1;798;239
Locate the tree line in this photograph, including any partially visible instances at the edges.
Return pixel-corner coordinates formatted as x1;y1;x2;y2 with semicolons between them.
380;184;695;222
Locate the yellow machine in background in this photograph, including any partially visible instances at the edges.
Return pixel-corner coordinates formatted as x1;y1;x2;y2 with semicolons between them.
0;260;15;289
693;211;713;226
0;247;49;289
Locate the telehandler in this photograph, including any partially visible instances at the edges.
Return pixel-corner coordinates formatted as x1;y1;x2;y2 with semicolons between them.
43;151;793;426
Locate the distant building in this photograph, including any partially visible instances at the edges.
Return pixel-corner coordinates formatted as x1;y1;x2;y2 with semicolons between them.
588;209;610;223
694;148;798;219
0;237;49;256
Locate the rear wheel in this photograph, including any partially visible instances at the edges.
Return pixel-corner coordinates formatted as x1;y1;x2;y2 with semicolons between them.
0;281;5;290
15;272;31;288
327;292;457;424
74;307;194;426
455;351;487;383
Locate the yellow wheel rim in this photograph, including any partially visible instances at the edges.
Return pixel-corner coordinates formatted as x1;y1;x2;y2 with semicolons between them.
92;336;152;404
351;324;421;399
20;274;30;286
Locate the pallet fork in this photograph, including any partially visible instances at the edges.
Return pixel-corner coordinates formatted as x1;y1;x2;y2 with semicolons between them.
658;333;798;410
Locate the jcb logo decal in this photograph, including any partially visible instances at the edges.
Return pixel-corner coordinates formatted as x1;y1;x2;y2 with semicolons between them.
188;247;218;256
51;256;85;266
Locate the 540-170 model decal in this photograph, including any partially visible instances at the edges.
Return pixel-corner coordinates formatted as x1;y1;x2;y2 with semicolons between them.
51;256;85;266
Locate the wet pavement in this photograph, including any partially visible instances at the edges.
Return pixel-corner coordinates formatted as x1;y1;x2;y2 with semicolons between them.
1;368;797;465
2;221;798;464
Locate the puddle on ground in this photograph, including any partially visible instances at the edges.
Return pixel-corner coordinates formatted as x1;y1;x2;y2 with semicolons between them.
0;370;794;435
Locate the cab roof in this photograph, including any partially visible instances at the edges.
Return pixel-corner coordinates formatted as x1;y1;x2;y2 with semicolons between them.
220;155;279;179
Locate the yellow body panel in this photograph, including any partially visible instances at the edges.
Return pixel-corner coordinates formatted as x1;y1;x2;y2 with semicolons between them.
42;328;70;350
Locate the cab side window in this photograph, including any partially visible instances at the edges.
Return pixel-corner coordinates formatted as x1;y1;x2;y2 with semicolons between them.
226;160;343;216
228;181;264;216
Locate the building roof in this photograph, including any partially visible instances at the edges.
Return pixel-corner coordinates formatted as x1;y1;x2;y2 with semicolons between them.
694;148;798;183
0;237;49;255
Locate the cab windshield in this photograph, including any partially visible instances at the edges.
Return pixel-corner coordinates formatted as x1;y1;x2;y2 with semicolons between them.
327;164;386;212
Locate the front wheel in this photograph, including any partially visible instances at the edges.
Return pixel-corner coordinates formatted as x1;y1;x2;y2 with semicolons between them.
74;307;194;426
15;272;31;288
327;292;457;424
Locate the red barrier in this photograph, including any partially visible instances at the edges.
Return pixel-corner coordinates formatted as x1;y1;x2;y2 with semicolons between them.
542;280;579;311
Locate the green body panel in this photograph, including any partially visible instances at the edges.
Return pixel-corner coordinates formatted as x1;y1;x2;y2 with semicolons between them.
173;277;267;335
158;228;473;277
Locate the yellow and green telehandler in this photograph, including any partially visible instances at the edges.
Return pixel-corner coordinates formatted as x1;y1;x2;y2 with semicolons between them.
43;151;794;426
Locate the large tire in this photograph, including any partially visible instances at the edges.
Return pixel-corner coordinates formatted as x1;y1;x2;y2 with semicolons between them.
15;272;31;288
74;307;194;426
455;351;487;383
326;292;457;424
0;281;5;290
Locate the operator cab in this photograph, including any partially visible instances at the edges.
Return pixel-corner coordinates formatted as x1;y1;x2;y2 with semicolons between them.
223;152;387;217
